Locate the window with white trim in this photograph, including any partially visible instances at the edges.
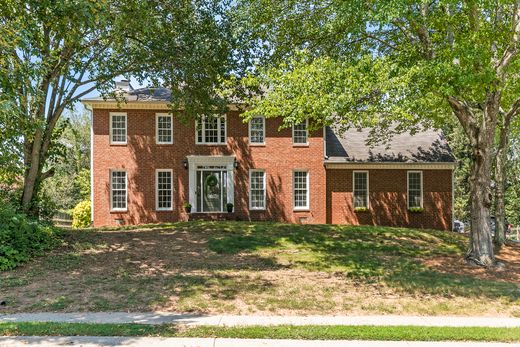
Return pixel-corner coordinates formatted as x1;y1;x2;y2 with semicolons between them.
196;115;226;144
156;114;173;144
408;171;423;208
110;170;127;210
156;170;173;210
353;171;369;208
293;170;309;209
249;116;265;144
292;119;308;144
110;113;127;144
249;170;266;209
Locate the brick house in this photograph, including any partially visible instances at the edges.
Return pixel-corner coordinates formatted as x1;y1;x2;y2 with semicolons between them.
82;85;456;230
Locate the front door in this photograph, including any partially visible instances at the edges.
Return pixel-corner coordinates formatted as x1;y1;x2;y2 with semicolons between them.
196;169;228;212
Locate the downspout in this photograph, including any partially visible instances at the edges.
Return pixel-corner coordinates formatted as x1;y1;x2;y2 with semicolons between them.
84;103;94;224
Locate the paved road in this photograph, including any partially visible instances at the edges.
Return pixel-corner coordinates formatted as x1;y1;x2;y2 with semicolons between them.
1;313;520;327
0;337;518;347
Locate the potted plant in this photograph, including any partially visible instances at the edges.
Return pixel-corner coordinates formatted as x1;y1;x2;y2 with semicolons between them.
183;202;192;213
408;207;424;213
354;206;369;213
226;203;234;213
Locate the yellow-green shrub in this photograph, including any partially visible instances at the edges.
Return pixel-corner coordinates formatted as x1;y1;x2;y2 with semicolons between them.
72;200;91;228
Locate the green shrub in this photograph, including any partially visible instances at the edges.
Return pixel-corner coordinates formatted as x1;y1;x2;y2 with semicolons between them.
0;204;60;271
72;200;91;228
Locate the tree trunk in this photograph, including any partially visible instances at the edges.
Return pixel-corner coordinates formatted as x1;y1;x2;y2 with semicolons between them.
467;144;495;266
21;130;44;216
494;143;507;246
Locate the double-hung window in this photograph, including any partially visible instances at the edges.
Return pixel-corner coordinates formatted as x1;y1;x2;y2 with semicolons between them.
196;115;226;144
110;170;127;211
353;171;369;208
249;116;265;145
156;169;173;211
292;119;308;145
408;171;423;209
249;170;266;210
110;113;127;144
293;170;309;210
156;113;173;144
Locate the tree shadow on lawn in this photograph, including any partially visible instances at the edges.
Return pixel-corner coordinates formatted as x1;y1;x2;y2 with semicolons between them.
207;222;520;301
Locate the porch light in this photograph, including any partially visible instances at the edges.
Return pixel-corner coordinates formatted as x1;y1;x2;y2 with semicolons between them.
183;158;188;169
234;158;238;169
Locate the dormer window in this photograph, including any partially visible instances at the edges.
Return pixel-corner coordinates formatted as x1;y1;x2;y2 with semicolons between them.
196;115;226;144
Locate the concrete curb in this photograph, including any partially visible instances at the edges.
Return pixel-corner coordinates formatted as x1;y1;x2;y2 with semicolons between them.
0;337;517;347
1;313;520;327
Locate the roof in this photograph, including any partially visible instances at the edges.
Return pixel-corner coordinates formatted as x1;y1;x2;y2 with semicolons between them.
81;87;172;103
325;126;455;163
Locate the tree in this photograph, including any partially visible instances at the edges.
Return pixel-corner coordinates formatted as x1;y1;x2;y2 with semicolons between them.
0;0;234;215
235;0;520;266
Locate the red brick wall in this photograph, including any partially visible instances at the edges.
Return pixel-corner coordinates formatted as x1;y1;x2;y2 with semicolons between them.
326;169;453;230
92;109;327;227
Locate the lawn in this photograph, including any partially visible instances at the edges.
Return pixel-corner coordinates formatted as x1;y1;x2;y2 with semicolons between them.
0;221;519;316
0;323;519;342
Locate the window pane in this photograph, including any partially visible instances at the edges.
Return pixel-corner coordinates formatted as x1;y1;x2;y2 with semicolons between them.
408;172;422;208
157;171;172;209
353;172;368;208
157;115;172;143
293;171;308;208
197;115;226;144
111;171;127;210
111;115;126;143
293;121;308;144
250;117;265;143
250;171;265;209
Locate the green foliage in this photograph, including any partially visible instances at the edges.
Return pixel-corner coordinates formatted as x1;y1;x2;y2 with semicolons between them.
0;204;59;271
354;207;369;212
408;207;425;213
75;169;91;200
72;201;91;229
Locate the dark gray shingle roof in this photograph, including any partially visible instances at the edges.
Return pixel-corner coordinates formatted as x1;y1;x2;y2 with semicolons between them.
325;126;455;163
82;87;172;102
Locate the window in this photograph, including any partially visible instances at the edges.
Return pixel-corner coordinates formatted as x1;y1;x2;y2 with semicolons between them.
156;170;173;210
293;170;309;209
110;113;127;144
196;115;226;144
249;170;266;209
408;171;423;208
353;171;369;208
110;170;127;211
156;114;173;144
249;116;265;144
292;119;308;145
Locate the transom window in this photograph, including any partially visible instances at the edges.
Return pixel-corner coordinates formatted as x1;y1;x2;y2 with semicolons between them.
110;113;127;144
249;170;266;210
196;115;226;144
292;119;308;145
156;170;173;211
110;170;127;211
408;171;423;208
156;114;173;144
249;116;265;144
293;170;309;209
353;171;369;208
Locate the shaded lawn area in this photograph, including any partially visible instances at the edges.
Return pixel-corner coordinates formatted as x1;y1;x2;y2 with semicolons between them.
0;221;519;316
0;322;519;342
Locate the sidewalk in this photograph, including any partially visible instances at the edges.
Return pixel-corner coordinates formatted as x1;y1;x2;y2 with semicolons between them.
0;337;516;347
1;312;520;327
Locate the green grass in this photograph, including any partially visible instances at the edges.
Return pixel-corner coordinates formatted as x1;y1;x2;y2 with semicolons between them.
181;325;520;342
0;322;519;342
0;322;177;337
1;221;518;315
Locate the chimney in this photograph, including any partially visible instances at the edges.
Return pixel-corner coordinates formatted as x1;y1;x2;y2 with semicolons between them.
115;79;132;92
